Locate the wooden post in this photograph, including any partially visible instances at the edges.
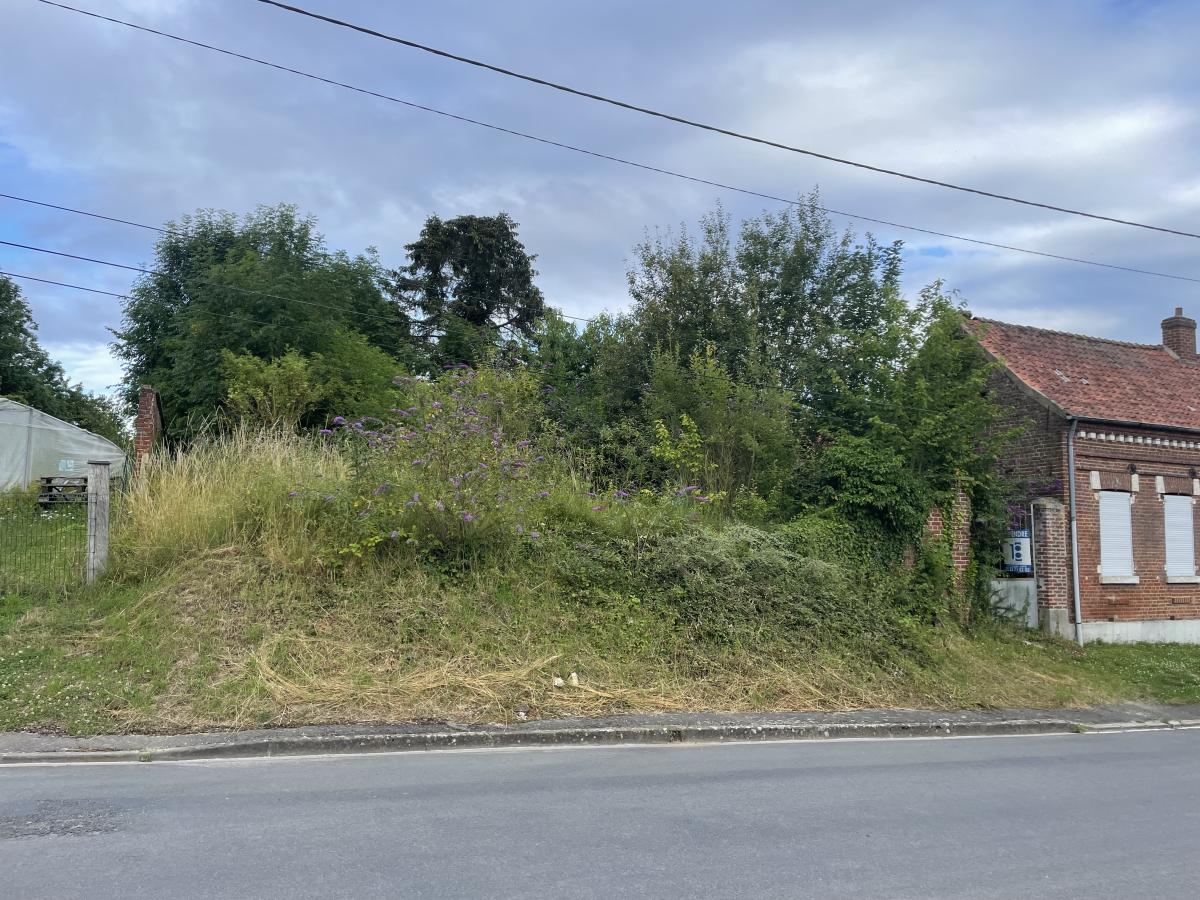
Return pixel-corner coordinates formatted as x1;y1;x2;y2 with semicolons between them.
86;460;111;583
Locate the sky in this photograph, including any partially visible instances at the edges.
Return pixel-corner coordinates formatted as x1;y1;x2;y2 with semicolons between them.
1;0;1198;397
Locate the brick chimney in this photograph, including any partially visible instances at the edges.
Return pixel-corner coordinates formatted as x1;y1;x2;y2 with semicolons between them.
1162;307;1197;359
133;385;163;468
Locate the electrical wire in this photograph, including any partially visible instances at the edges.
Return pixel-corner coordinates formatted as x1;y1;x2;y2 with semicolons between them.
23;3;1200;284
0;269;285;331
250;0;1200;240
0;268;799;398
0;238;412;325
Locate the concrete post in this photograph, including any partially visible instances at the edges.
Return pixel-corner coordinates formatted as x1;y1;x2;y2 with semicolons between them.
86;460;111;583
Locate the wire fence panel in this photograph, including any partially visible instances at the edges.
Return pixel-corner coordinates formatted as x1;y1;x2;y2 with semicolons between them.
0;491;88;595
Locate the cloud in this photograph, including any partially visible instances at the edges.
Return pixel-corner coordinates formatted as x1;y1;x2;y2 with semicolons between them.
0;0;1197;394
43;341;125;396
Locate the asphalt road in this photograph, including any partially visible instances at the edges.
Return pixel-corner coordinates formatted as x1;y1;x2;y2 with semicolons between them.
2;730;1199;899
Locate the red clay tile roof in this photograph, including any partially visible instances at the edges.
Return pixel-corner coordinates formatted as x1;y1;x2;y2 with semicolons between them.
967;317;1200;431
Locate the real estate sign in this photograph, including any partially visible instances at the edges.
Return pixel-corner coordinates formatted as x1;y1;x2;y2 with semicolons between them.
1002;528;1032;575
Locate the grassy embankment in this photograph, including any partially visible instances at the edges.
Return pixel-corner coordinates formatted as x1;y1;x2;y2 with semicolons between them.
3;415;1200;736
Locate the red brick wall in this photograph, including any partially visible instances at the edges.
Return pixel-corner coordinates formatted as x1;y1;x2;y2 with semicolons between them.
986;360;1200;628
1071;427;1200;623
133;385;162;468
986;369;1067;502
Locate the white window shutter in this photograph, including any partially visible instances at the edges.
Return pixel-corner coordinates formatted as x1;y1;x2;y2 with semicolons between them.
1099;491;1134;577
1164;495;1195;578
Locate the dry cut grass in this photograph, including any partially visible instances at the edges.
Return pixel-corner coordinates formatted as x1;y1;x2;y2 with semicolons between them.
3;548;1141;735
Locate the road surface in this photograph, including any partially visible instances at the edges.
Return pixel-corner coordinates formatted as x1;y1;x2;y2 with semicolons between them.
3;730;1199;898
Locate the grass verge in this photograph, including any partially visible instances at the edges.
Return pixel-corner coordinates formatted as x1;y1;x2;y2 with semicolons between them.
4;544;1200;736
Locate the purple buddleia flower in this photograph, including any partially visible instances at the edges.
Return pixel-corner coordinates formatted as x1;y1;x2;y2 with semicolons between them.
516;439;531;448
536;490;550;499
461;511;476;523
529;530;541;540
373;483;391;495
515;524;525;535
614;489;630;499
318;428;332;435
433;499;445;512
331;416;346;426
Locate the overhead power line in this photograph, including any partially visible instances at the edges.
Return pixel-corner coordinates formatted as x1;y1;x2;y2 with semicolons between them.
4;189;1200;298
251;0;1200;241
23;5;1200;286
0;269;281;330
0;268;799;398
0;229;595;322
0;238;410;324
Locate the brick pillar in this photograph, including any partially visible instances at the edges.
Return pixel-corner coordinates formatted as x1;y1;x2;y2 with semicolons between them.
948;487;971;585
133;385;163;468
1031;497;1072;638
923;487;972;587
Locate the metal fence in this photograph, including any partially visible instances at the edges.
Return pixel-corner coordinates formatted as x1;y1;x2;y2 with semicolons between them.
0;461;114;595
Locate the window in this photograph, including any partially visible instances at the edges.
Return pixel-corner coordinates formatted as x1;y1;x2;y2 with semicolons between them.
1163;494;1197;581
1098;490;1135;581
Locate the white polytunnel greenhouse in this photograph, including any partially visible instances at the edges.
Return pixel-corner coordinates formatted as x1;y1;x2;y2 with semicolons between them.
0;397;126;492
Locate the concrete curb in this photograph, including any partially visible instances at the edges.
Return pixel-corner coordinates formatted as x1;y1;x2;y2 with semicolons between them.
6;715;1198;765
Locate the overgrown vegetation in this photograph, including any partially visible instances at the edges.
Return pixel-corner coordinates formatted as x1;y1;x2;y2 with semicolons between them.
3;194;1192;736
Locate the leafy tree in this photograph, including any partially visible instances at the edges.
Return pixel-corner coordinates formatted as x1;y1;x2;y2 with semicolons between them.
308;329;407;424
736;193;912;433
0;275;62;406
221;349;322;430
390;213;546;366
627;207;751;376
644;345;795;503
112;205;417;440
0;276;126;444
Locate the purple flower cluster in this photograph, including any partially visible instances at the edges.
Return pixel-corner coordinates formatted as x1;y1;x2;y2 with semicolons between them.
332;365;556;553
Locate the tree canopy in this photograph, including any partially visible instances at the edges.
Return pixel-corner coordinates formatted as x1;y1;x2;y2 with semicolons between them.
97;194;1002;559
112;205;416;440
390;213;546;367
0;276;125;444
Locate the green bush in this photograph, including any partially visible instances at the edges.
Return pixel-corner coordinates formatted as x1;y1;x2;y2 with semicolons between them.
547;524;923;661
298;366;716;565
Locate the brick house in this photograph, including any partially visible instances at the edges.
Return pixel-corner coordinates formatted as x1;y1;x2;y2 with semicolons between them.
969;307;1200;644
